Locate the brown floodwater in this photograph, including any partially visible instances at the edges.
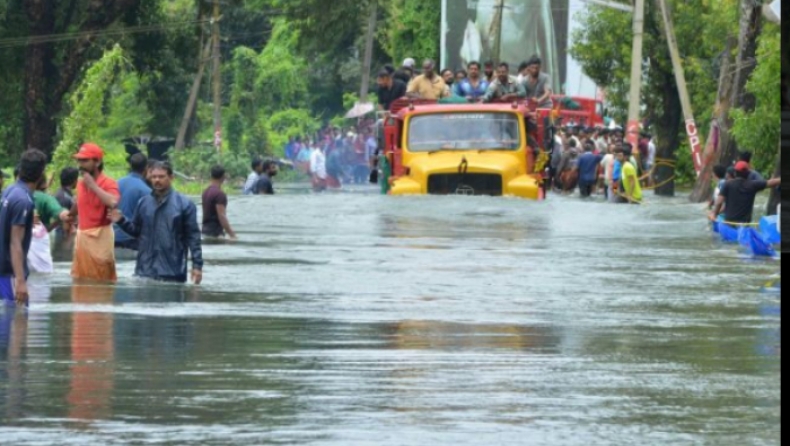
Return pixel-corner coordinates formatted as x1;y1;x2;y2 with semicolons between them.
0;186;781;445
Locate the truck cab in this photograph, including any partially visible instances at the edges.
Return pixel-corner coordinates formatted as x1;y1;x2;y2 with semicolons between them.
378;97;604;200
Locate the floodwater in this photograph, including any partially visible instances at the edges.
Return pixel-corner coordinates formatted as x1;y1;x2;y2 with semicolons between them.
0;186;781;445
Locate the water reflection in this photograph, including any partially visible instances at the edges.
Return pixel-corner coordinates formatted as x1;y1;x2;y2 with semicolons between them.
68;283;115;422
0;306;27;420
0;192;781;444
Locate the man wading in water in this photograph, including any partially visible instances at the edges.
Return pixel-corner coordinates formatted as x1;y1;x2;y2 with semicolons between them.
109;162;203;284
0;149;47;306
709;161;781;224
72;143;120;282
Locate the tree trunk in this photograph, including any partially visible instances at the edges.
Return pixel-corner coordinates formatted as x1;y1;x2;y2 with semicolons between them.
175;40;212;151
22;0;141;157
690;36;736;203
653;70;682;197
765;142;780;216
23;0;56;155
716;0;762;166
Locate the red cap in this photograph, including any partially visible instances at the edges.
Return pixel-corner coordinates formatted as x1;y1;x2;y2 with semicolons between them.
73;143;104;160
735;161;750;172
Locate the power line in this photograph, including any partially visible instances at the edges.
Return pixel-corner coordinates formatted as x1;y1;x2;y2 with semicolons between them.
0;19;209;49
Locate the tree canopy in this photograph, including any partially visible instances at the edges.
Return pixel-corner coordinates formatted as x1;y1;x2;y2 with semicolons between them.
570;0;741;192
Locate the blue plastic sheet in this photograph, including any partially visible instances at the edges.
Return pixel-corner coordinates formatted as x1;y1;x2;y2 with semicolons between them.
759;216;781;245
738;227;777;257
717;220;739;243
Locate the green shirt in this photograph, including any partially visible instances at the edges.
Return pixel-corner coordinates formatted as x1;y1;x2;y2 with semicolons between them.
34;191;65;227
621;162;643;202
483;77;526;103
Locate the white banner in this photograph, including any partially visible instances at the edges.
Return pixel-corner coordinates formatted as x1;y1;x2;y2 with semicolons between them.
441;0;597;97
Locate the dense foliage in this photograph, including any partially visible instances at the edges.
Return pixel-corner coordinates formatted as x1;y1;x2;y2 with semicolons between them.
0;0;442;179
570;0;744;189
730;23;780;174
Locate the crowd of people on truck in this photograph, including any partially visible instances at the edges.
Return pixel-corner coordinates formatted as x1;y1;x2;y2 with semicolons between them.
376;56;552;106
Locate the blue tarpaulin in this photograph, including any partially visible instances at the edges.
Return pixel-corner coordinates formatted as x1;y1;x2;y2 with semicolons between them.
717;219;739;243
738;227;778;257
759;216;781;245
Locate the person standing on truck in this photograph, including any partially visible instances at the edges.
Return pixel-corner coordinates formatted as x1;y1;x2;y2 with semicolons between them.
482;63;526;103
406;59;450;100
376;70;407;112
522;56;553;109
454;61;489;102
394;58;415;86
483;61;496;84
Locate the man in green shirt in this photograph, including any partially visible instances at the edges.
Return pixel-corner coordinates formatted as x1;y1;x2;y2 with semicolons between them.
618;146;643;204
25;173;72;273
483;62;526;103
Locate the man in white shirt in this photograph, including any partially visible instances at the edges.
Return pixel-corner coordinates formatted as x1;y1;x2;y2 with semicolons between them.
242;157;264;195
600;145;616;201
309;146;327;192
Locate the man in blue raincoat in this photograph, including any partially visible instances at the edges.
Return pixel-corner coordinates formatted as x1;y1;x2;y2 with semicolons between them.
109;161;203;284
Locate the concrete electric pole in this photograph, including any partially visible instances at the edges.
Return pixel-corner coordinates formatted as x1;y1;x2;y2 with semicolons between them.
656;0;702;175
625;0;645;152
211;0;222;152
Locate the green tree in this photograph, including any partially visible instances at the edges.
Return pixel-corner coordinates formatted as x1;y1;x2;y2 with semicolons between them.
570;0;738;194
53;45;128;172
730;23;780;175
378;0;441;64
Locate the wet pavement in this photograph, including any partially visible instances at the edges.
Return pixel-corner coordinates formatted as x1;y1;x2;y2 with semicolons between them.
0;186;781;445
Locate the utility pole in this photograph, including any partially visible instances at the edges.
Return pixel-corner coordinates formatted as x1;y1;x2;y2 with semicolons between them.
359;1;378;103
625;0;645;152
656;0;701;175
211;0;222;152
175;40;212;151
492;0;505;64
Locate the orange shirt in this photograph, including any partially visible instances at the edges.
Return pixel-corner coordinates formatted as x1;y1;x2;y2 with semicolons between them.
77;174;119;230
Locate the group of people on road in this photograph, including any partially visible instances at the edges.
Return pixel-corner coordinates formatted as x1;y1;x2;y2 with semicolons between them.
0;144;247;307
283;123;377;192
376;56;553;106
549;125;653;204
709;151;781;225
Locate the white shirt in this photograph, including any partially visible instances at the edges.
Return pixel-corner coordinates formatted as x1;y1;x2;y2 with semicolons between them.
310;149;327;179
242;171;259;195
601;154;615;185
365;137;378;162
647;140;656;166
595;137;608;154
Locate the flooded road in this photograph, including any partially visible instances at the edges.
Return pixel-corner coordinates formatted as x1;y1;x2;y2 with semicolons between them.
0;187;781;445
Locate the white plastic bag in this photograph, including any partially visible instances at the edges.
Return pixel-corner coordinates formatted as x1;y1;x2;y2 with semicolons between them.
28;223;54;274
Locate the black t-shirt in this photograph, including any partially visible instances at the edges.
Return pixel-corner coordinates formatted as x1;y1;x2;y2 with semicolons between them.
252;174;274;195
393;71;411;88
720;178;768;223
377;80;407;111
201;184;228;237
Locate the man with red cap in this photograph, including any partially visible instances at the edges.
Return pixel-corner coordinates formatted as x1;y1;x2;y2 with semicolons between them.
710;161;781;224
71;143;120;282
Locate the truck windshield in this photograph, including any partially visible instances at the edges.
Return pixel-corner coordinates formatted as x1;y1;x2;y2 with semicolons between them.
407;112;522;152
